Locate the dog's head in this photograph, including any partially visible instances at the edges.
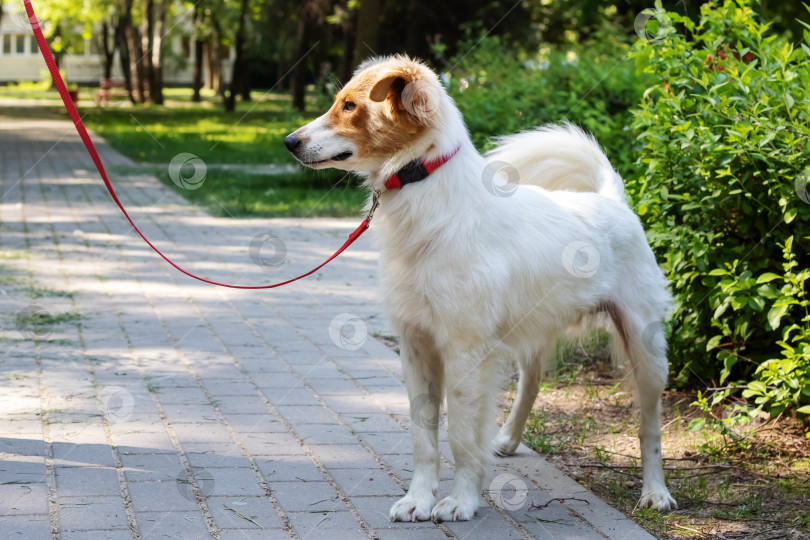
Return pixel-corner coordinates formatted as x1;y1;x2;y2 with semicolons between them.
284;55;451;179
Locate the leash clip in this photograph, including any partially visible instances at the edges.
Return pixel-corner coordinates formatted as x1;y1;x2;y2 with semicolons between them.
366;189;382;221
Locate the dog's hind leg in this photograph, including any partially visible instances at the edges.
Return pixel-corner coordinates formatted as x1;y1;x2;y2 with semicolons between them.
389;332;443;522
493;353;543;456
608;305;677;512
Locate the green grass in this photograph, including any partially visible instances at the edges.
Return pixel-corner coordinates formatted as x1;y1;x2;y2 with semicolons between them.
0;80;61;101
80;97;312;165
16;309;81;327
125;165;366;218
0;250;27;260
177;170;367;218
30;287;74;299
0;85;366;217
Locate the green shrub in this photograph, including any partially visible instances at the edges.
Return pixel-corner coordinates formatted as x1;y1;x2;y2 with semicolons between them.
629;0;810;419
446;19;651;180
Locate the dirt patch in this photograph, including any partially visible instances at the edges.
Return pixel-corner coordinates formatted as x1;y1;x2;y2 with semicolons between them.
504;359;810;539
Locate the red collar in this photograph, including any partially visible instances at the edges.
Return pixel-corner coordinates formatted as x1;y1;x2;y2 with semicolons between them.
383;145;461;190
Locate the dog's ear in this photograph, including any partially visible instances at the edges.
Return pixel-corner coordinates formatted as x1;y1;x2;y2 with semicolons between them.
368;74;403;103
368;60;440;125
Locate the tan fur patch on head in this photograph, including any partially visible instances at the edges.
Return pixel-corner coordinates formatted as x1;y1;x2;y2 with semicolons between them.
325;56;440;160
369;57;442;126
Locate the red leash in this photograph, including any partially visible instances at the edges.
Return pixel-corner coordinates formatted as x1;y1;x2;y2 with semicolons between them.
24;0;370;289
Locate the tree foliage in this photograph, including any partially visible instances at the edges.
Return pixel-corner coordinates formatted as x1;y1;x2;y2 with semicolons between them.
26;0;809;112
630;0;810;418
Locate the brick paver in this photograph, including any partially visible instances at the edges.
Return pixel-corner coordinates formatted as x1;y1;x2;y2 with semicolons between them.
0;116;654;539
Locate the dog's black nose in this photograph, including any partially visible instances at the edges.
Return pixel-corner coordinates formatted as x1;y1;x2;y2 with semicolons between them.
284;134;301;152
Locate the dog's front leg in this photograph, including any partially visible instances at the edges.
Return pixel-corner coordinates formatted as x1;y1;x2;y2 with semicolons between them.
430;350;492;522
390;334;442;522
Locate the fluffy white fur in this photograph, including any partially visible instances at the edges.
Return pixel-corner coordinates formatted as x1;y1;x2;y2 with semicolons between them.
287;55;677;522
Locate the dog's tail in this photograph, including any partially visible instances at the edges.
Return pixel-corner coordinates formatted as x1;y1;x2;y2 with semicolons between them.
485;122;626;203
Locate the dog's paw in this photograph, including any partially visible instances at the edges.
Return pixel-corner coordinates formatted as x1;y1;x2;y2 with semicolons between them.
493;432;519;457
389;493;435;522
637;489;677;512
430;495;479;522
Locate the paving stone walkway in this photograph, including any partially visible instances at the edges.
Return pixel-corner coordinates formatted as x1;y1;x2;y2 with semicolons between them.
0;116;654;539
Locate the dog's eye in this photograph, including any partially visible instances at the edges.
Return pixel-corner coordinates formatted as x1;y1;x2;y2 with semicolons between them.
343;101;356;112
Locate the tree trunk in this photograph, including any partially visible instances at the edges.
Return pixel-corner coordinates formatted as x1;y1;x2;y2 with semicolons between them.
150;0;166;104
208;43;222;94
99;21;118;80
207;11;223;94
128;25;146;102
123;0;146;105
290;13;310;111
353;0;380;66
52;25;63;69
338;7;357;84
142;0;155;102
203;43;210;90
224;0;249;111
236;0;251;102
115;7;135;103
191;4;204;102
275;28;287;84
240;60;251;101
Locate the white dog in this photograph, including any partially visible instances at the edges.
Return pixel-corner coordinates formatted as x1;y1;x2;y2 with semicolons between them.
285;55;677;522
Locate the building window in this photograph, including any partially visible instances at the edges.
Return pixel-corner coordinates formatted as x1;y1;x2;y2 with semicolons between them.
1;34;11;55
30;35;38;54
181;36;191;59
16;34;25;54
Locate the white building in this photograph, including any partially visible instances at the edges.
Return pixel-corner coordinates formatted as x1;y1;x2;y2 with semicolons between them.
0;5;231;85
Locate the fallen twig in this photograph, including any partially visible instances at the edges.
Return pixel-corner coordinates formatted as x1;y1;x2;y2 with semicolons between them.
307;497;337;507
526;515;571;525
530;497;590;510
670;522;706;536
588;448;639;460
589;447;702;463
224;505;264;529
676;497;745;507
579;463;730;472
715;516;783;523
729;465;789;480
581;463;642;479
